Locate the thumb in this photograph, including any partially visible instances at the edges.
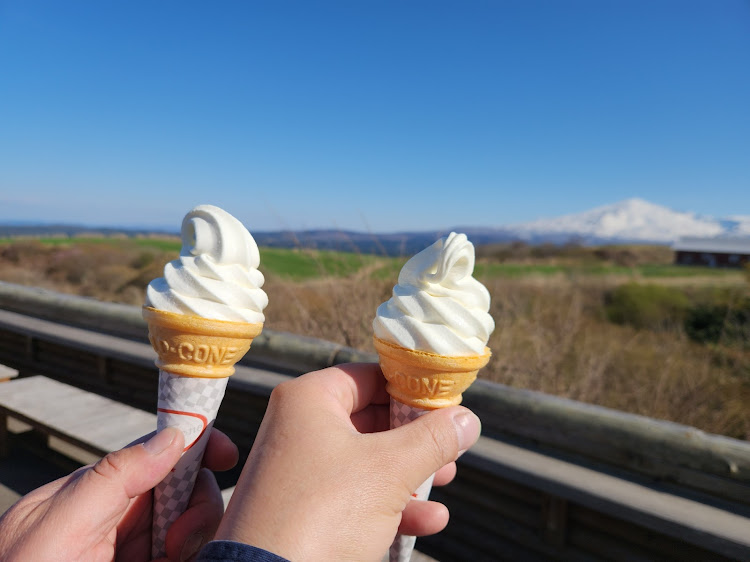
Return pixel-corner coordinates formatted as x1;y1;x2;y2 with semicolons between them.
387;406;481;492
62;427;185;523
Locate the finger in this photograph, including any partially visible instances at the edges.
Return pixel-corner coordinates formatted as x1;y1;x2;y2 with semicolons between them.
164;468;225;562
57;428;184;535
385;406;480;493
315;362;389;415
113;491;152;556
398;500;450;537
433;461;457;487
350;403;390;434
127;428;238;472
203;428;239;472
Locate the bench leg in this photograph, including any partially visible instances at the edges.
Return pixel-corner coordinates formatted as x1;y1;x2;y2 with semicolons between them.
542;495;568;547
0;412;8;458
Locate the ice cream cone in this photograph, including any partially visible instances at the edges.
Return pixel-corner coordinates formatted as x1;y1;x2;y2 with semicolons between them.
374;336;490;562
144;306;263;559
143;306;263;378
373;336;490;409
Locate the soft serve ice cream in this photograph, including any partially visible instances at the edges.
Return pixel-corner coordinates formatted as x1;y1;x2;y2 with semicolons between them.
144;204;267;558
373;231;494;409
373;231;494;356
146;204;267;323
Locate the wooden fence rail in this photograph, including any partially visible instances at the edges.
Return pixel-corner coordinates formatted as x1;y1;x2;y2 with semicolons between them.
1;281;749;560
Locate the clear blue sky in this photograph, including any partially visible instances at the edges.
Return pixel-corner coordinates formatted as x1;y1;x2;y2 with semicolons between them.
1;0;748;232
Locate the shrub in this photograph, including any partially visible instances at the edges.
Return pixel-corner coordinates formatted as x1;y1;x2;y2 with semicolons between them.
685;304;727;345
685;298;750;348
130;251;156;269
0;240;52;265
605;283;690;331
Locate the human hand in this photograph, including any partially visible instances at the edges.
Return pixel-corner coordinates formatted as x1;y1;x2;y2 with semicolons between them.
214;363;481;562
0;427;238;562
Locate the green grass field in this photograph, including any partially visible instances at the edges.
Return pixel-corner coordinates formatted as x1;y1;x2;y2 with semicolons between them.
259;248;385;280
0;237;746;283
474;262;745;279
0;236;182;252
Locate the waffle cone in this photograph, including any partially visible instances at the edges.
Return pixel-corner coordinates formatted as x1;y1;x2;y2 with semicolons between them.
143;306;263;378
374;336;490;409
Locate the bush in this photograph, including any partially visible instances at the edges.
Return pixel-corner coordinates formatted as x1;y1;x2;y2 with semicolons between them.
685;298;750;348
605;284;690;331
130;251;156;269
685;305;727;344
0;240;52;265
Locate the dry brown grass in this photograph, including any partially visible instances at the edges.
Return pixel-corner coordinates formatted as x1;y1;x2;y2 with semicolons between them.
262;272;750;439
0;240;175;305
263;268;393;350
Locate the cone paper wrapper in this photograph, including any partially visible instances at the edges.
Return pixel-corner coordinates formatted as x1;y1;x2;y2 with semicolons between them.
389;398;434;562
151;371;229;558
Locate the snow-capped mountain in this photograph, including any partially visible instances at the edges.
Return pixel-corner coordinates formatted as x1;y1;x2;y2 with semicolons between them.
505;198;750;244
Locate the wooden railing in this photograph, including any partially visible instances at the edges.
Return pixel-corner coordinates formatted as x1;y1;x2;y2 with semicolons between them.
1;281;749;561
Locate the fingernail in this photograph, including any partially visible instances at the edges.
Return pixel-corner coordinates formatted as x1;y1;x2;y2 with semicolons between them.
180;532;204;561
453;410;481;456
143;427;177;456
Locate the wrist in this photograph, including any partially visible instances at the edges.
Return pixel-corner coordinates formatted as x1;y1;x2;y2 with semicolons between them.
215;512;305;562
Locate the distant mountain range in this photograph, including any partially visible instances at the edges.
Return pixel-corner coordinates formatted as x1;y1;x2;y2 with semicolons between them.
2;198;749;256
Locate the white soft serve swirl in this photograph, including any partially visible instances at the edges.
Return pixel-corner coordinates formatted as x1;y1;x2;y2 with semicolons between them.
373;232;494;355
145;204;268;323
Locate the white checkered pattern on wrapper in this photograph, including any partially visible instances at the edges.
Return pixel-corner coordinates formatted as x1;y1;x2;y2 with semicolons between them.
158;374;227;416
151;371;229;559
389;399;435;562
152;452;205;555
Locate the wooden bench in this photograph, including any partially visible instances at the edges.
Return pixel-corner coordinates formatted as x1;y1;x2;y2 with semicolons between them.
0;364;18;382
0;375;156;459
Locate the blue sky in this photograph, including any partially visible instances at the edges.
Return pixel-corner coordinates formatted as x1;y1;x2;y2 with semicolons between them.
0;1;748;232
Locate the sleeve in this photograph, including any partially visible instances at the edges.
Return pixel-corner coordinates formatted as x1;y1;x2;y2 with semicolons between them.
194;540;291;562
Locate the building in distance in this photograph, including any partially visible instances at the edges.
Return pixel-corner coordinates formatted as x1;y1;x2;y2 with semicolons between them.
673;237;750;268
